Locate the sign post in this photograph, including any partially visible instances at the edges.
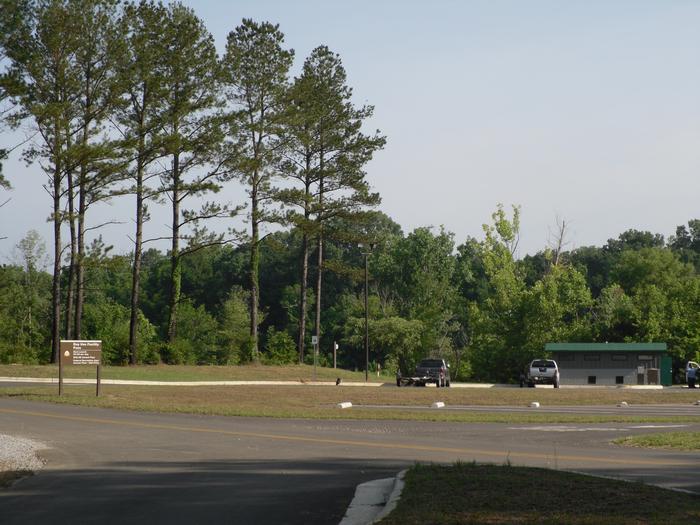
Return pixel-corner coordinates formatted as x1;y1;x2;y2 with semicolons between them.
311;336;318;381
59;340;102;396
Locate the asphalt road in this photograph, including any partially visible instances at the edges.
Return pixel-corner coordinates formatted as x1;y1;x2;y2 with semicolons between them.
1;398;700;525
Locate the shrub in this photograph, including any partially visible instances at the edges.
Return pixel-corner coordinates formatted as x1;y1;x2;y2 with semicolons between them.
82;301;158;365
167;300;218;364
264;327;297;365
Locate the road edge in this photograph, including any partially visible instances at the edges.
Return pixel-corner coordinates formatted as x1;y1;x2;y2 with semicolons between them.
339;469;406;525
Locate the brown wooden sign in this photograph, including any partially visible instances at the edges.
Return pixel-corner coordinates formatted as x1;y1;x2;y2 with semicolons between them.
60;340;102;365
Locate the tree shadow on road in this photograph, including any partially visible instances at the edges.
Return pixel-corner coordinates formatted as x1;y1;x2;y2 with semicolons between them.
0;456;408;525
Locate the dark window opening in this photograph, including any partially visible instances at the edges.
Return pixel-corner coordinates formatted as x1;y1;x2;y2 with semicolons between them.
588;375;597;384
611;354;628;361
615;376;624;384
532;360;556;368
584;354;600;361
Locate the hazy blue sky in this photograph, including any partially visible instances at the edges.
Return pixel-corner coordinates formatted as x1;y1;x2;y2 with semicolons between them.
2;0;699;263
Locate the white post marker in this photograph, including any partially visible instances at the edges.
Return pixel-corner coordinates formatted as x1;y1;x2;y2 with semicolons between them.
431;402;445;409
337;402;352;409
529;401;540;408
617;401;629;408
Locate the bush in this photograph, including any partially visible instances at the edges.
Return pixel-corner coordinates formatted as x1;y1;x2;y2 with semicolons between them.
0;342;41;364
217;288;252;364
263;327;297;365
167;301;218;364
82;301;158;365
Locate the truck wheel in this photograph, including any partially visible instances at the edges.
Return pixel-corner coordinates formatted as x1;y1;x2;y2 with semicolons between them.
554;381;560;389
396;379;401;387
528;383;535;388
446;380;450;387
436;380;440;388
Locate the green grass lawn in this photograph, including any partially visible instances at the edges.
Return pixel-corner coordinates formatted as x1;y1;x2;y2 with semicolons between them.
3;364;700;423
380;463;700;525
0;363;384;382
614;431;700;451
2;383;700;424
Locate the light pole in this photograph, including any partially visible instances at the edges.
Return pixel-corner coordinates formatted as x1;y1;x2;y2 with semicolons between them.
361;242;375;382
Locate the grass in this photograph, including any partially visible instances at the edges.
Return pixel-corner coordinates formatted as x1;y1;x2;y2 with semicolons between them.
2;384;700;424
614;432;700;451
0;363;385;382
379;463;700;525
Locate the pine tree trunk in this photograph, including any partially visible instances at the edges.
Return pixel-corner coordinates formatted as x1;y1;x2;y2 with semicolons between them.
128;135;145;365
314;172;324;356
249;177;259;362
74;167;86;339
50;126;62;363
298;231;309;363
64;149;76;340
167;152;181;344
74;86;91;340
297;165;312;363
314;228;323;356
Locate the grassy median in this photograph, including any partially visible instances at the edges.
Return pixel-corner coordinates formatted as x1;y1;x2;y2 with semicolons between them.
0;363;383;382
614;432;700;451
2;383;700;423
380;463;700;525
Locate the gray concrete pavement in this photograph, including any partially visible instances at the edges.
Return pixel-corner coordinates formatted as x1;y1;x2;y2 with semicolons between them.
1;398;700;524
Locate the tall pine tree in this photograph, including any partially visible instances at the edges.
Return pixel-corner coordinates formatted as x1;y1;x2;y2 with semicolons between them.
281;46;385;361
220;19;293;360
160;3;227;344
114;0;169;363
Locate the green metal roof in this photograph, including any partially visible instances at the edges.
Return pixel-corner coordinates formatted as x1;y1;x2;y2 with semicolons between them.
545;343;667;352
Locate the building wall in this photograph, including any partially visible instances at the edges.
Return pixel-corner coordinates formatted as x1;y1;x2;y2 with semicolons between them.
553;352;662;386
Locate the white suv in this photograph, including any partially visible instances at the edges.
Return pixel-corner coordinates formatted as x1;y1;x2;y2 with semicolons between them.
521;359;560;388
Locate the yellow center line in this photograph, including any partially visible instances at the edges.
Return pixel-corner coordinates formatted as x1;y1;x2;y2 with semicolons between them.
0;407;686;467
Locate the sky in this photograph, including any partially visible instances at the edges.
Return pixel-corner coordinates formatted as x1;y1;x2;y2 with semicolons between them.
1;0;700;264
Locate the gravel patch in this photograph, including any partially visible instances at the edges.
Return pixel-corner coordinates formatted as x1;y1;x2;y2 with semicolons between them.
0;434;47;472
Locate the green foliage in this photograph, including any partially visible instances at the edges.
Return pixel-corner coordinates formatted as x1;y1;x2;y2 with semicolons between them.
263;327;297;365
6;6;700;384
169;300;219;365
82;300;157;365
0;235;52;363
374;227;456;355
216;288;253;365
468;206;528;381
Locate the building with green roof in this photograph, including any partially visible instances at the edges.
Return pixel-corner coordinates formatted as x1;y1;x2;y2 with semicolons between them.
544;343;671;386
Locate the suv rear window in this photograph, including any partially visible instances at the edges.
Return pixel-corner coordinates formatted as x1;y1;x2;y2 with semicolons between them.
419;359;444;367
532;360;556;368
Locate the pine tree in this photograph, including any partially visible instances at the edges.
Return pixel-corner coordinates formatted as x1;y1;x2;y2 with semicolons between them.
220;19;293;360
279;46;385;361
114;0;169;363
159;3;228;344
2;0;81;361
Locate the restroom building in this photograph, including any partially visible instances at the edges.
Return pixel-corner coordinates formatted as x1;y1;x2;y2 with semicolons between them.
545;342;671;386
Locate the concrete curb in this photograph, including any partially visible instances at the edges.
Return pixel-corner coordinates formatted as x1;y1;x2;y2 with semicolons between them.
0;377;384;387
0;377;670;389
372;469;406;523
339;469;406;525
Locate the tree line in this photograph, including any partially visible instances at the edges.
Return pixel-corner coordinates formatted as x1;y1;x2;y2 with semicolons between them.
2;206;700;382
2;2;700;383
0;0;384;366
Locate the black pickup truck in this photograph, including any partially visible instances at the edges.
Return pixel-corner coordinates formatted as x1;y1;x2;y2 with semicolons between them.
396;358;451;387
